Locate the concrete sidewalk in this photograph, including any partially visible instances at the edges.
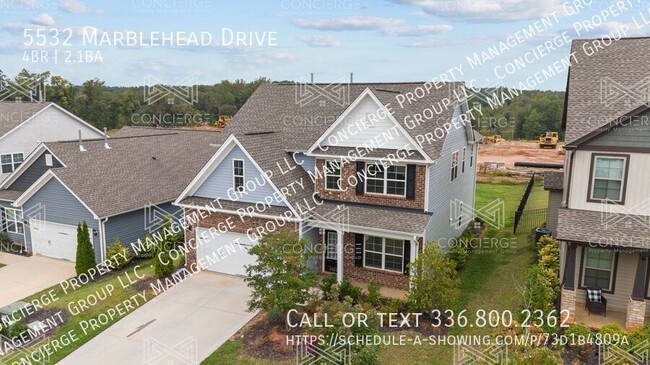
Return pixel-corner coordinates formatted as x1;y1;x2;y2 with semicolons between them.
60;272;255;364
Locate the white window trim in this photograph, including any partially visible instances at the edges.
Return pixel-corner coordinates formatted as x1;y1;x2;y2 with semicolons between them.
461;147;467;174
451;151;459;181
469;145;474;167
5;207;24;235
581;247;615;291
45;153;53;167
364;164;407;197
324;160;342;191
325;231;337;260
590;156;626;202
1;152;24;174
363;235;404;273
233;159;245;192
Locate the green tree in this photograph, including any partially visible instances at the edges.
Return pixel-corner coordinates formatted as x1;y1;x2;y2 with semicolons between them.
153;242;174;278
520;266;555;329
245;231;317;320
407;244;460;313
75;221;96;275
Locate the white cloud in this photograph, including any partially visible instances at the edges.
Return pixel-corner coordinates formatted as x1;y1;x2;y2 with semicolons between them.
31;13;55;27
392;0;564;22
297;35;342;47
58;0;104;14
291;16;404;31
381;24;452;36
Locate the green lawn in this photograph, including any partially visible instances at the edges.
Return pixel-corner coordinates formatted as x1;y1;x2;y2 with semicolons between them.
203;178;548;365
0;259;159;364
0;263;5;269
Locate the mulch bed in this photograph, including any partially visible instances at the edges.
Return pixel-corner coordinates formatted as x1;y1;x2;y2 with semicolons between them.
562;346;599;365
238;312;301;361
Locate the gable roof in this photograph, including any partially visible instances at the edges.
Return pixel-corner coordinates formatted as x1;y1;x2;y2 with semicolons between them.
14;130;220;218
543;171;564;190
224;82;466;160
564;37;650;145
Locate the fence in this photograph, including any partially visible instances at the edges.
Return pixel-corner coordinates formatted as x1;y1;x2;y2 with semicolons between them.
513;173;536;234
513;208;548;234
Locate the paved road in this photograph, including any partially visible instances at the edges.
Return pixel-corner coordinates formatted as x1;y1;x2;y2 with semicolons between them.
61;272;255;364
0;252;74;308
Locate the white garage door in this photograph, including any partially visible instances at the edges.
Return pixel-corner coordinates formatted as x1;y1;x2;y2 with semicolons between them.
30;220;91;262
195;229;257;276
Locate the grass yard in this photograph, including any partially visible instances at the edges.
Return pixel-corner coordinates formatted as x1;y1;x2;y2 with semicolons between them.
0;259;159;364
203;177;549;365
0;263;4;269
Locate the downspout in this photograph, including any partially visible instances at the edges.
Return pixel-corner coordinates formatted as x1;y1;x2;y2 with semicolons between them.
99;217;109;263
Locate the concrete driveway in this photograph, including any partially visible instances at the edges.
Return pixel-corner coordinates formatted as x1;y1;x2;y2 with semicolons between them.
61;272;256;365
0;252;75;308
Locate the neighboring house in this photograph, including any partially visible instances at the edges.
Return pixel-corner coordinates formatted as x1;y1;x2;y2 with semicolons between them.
558;38;650;330
175;82;479;289
0;128;219;263
0;102;105;181
543;170;564;234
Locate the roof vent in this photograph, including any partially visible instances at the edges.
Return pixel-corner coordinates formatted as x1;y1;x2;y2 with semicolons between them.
78;129;86;152
243;131;275;136
103;127;111;149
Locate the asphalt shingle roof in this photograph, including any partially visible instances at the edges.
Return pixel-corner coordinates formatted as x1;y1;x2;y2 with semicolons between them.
543;171;564;190
556;208;650;249
0;102;51;137
44;130;220;218
565;37;650;145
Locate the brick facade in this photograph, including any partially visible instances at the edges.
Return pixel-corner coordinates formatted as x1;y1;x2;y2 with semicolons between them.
315;159;426;210
560;287;576;325
625;296;646;331
315;231;419;290
183;208;299;268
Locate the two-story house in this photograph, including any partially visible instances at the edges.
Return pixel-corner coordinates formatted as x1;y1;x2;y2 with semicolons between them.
558;37;650;330
175;82;479;290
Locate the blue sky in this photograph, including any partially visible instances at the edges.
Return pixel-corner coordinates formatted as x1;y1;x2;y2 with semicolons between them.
1;0;649;90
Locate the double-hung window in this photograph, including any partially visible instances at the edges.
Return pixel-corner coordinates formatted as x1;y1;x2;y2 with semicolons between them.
451;151;459;181
233;159;244;192
1;153;23;174
365;164;406;196
364;235;404;272
590;155;627;202
582;247;616;291
324;160;341;190
5;208;23;234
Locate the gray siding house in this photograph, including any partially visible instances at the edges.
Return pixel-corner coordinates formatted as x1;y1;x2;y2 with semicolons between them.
0;129;219;263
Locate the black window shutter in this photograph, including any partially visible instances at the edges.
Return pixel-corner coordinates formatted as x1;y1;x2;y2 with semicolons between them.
403;240;411;275
354;234;364;267
0;208;5;231
406;164;416;200
355;162;365;195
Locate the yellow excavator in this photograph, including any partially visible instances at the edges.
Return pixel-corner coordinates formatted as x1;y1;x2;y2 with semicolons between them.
539;131;559;149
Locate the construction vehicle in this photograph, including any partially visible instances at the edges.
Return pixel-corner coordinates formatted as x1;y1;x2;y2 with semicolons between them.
215;115;232;128
481;135;506;144
539;131;559;149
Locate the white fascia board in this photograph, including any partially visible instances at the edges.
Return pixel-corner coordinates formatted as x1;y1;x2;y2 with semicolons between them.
0;144;65;189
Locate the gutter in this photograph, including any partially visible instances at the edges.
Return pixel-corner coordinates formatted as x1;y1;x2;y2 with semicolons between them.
98;217;109;263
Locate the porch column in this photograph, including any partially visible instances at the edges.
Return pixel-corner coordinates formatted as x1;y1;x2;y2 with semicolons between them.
626;253;648;330
560;242;577;325
336;230;344;284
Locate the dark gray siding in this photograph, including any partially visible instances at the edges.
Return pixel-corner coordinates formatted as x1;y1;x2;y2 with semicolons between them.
104;202;178;251
546;190;562;234
585;110;650;148
0;201;24;243
9;152;63;192
22;178;100;261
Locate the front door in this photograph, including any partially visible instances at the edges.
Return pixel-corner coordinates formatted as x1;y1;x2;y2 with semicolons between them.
324;230;337;273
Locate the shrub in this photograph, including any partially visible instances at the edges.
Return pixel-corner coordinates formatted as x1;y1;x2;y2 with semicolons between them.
599;323;624;337
0;232;11;251
153;243;174;278
366;283;381;308
320;274;338;300
537;236;560;292
339;277;362;303
564;324;592;349
75;221;96;276
380;298;405;314
520;266;555;331
448;240;469;270
511;347;562;365
627;325;650;351
7;322;29;339
407;244;460;313
106;239;132;270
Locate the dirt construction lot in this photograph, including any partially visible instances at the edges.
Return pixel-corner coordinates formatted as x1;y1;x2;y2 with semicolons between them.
477;141;564;168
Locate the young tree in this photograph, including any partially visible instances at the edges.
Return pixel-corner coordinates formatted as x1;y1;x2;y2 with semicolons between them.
245;231;317;320
153;242;174;278
75;221;96;275
407;244;460;314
